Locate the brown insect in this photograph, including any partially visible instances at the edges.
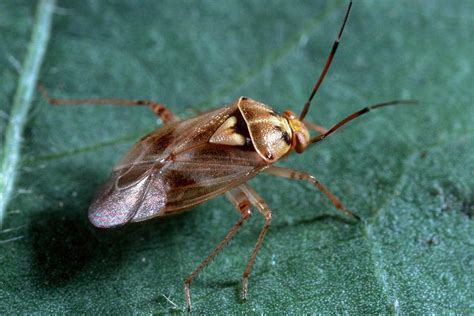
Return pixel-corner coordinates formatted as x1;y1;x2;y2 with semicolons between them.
41;1;415;311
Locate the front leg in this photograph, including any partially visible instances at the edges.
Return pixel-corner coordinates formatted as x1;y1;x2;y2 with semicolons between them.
264;166;360;220
303;120;328;135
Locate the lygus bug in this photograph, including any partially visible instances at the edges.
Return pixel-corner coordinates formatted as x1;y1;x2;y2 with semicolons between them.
42;1;415;311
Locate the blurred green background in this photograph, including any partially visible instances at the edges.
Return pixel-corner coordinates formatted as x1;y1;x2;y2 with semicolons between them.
1;0;473;313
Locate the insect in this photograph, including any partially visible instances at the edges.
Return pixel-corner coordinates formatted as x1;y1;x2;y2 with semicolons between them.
41;1;415;311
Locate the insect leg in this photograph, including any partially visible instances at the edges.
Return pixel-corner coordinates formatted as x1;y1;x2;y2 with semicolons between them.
303;120;328;135
184;187;253;311
239;183;272;300
38;85;178;124
264;166;360;220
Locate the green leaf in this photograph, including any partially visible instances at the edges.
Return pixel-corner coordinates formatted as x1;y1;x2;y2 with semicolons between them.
1;0;472;313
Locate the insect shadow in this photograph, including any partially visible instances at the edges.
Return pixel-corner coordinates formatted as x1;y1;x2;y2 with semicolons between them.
27;202;192;288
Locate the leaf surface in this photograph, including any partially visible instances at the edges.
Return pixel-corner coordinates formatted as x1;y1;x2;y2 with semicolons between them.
1;0;473;313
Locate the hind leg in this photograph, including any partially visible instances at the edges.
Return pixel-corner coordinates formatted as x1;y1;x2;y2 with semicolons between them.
39;85;178;124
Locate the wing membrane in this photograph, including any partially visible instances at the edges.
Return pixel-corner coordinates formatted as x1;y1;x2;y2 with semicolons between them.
88;103;268;228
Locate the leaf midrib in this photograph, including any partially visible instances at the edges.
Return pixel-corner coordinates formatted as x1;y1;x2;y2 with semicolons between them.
0;0;56;227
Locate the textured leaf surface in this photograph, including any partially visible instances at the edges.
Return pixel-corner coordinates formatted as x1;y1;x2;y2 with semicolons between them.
1;0;473;313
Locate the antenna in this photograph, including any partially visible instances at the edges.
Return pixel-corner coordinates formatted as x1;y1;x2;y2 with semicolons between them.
309;100;418;144
299;0;352;120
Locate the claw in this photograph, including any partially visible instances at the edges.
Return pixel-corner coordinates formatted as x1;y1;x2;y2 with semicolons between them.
342;207;361;221
350;211;361;221
241;277;249;300
184;283;192;312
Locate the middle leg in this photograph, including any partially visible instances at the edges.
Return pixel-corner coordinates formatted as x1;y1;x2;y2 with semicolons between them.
183;186;253;311
239;183;272;300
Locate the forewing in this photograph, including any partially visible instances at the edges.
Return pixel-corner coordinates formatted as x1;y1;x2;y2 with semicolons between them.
87;163;161;228
88;103;267;228
131;143;268;222
88;123;173;228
